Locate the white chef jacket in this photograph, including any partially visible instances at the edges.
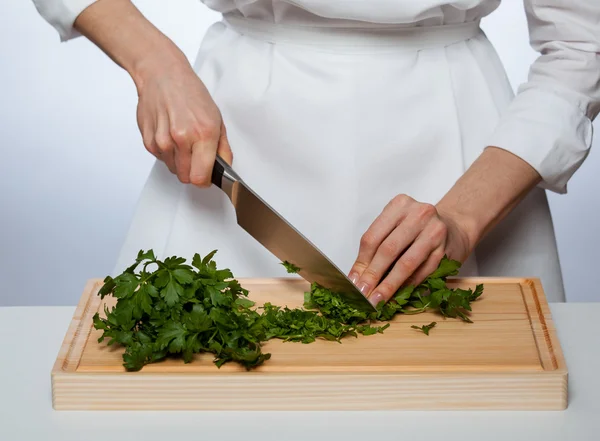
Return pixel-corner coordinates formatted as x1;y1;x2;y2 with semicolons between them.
30;0;600;302
31;0;600;194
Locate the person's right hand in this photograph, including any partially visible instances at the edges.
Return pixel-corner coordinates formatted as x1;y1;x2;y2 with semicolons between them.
135;58;233;187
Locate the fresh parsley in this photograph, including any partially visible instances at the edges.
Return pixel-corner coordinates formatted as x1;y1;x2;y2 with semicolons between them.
411;322;437;335
93;250;482;371
281;261;301;274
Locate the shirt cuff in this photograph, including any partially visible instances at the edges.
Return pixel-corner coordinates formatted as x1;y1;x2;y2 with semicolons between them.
32;0;98;42
486;86;593;194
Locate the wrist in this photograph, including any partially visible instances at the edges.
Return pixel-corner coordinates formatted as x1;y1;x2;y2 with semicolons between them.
434;147;541;257
72;0;191;93
130;45;190;92
74;0;190;90
435;201;482;256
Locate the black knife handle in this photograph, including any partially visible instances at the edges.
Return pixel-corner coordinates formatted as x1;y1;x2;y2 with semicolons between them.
211;156;226;188
211;155;241;199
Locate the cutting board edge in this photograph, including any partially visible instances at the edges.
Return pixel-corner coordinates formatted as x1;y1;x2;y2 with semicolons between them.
52;278;104;375
51;369;567;411
532;278;568;372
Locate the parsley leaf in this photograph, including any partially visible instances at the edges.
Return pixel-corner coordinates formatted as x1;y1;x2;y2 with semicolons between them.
162;278;182;307
411;322;437;335
426;256;461;279
281;261;301;274
156;321;187;353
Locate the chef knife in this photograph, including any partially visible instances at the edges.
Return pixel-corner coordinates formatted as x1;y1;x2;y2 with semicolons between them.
211;155;377;313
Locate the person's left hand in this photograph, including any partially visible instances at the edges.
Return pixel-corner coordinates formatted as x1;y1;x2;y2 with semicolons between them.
348;194;474;308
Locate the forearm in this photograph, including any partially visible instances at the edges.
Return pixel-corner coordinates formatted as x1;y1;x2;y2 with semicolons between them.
436;146;542;251
73;0;189;88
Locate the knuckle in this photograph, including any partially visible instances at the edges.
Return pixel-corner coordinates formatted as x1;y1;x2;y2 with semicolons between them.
431;248;445;262
392;194;411;207
197;122;220;140
360;232;377;249
143;139;157;155
419;203;437;218
351;263;367;277
351;261;366;271
431;222;448;241
155;134;174;152
377;280;397;297
397;256;418;274
361;267;379;283
380;240;400;257
170;127;191;145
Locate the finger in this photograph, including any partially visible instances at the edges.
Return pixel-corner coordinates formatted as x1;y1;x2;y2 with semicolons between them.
354;201;438;297
216;122;233;166
355;222;421;297
170;124;193;184
156;141;176;175
404;247;446;288
367;235;438;307
190;124;220;188
139;109;160;158
155;114;177;175
348;195;413;284
368;220;447;306
143;135;160;159
163;149;176;175
147;138;162;161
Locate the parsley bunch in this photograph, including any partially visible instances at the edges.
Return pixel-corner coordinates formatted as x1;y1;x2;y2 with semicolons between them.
303;256;483;324
93;250;482;371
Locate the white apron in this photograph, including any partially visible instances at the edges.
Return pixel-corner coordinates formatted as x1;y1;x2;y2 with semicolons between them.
112;3;566;302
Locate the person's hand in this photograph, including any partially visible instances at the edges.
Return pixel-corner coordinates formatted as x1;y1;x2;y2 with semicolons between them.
348;195;474;307
135;58;232;186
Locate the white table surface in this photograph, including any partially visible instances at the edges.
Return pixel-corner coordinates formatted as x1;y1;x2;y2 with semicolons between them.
1;304;599;441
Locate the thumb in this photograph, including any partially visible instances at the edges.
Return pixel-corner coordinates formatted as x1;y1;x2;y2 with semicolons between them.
217;122;233;166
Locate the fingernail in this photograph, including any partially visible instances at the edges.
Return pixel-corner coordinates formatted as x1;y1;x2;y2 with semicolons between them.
369;292;384;307
349;272;359;285
358;282;370;295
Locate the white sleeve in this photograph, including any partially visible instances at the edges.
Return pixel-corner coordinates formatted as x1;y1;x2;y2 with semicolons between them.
486;1;600;194
32;0;98;42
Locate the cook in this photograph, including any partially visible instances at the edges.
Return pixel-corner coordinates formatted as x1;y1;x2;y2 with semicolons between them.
32;0;599;305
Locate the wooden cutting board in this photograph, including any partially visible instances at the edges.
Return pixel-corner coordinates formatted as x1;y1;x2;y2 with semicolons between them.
51;277;567;410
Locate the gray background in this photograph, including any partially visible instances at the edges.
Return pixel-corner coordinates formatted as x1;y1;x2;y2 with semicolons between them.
1;0;598;306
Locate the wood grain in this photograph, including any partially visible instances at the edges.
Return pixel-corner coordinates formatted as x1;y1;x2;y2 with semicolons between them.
51;277;568;410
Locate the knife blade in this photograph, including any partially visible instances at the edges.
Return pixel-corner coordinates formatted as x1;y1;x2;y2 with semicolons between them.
211;155;376;313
